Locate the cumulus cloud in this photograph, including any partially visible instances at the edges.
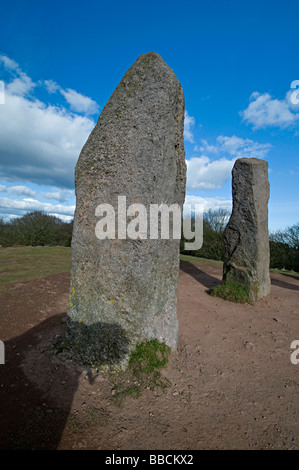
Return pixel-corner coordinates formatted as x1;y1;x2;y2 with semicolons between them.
0;93;94;188
186;156;236;190
0;55;19;71
60;88;99;115
43;79;60;94
241;91;299;129
0;55;36;97
184;194;232;213
0;196;75;218
41;189;74;203
184;110;195;143
0;55;97;189
194;139;218;154
3;185;36;197
215;135;271;158
188;135;271;191
7;74;36;96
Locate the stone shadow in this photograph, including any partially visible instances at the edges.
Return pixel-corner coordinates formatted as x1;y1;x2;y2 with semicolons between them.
179;260;222;290
271;277;299;292
281;273;299;282
0;313;76;449
0;313;129;449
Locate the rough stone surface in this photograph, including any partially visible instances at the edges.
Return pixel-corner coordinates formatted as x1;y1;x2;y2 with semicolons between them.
66;52;186;367
222;157;271;301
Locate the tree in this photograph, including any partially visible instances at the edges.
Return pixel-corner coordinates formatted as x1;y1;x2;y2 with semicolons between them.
181;207;231;261
269;223;299;272
0;211;74;247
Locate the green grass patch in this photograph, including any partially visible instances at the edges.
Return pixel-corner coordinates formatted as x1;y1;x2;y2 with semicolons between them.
129;338;170;374
209;281;250;304
0;246;71;285
110;339;171;407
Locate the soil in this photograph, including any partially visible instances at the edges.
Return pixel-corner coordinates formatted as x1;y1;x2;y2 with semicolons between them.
0;260;298;450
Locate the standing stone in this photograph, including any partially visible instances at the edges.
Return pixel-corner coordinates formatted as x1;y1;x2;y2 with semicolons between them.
66;52;186;367
222;157;271;301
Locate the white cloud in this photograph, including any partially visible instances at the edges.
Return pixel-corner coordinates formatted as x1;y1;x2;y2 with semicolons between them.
184;110;195;143
43;79;60;94
0;196;75;218
215;135;271;158
184;194;232;213
0;184;36;196
50;213;74;222
0;92;94;188
186;155;236;190
60;88;99;115
187;134;271;191
194;139;218;154
0;54;99;189
8;185;36;197
0;55;19;71
241;91;299;129
7;74;36;96
41;189;74;203
0;55;36;97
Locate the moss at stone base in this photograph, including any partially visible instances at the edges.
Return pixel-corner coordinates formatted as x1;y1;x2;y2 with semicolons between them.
110;339;171;407
209;281;250;304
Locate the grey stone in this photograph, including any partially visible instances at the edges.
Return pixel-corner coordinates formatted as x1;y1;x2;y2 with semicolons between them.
66;52;186;367
222;157;271;301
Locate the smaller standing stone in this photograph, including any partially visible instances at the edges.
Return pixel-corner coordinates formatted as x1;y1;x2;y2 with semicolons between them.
222;157;271;301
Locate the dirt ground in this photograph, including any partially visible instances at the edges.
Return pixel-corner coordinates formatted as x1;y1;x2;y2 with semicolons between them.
0;259;298;450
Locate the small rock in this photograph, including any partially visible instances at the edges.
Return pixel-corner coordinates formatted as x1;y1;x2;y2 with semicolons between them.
245;342;255;351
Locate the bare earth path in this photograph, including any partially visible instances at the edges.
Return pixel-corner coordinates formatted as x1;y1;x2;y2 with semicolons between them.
0;260;298;450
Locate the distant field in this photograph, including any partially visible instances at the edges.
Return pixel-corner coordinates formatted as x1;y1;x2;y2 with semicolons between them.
0;246;71;285
180;254;223;266
0;247;297;288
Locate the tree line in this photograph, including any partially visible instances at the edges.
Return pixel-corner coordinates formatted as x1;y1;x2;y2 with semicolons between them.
0;211;73;247
180;208;299;273
0;209;298;272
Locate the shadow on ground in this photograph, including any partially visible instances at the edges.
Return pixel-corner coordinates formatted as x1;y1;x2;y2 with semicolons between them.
271;277;299;291
179;260;222;290
0;313;80;449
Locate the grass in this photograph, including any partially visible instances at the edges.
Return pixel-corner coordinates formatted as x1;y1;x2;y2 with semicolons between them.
129;338;170;374
2;247;296;287
209;281;250;304
180;253;223;266
110;339;171;407
0;246;71;285
270;268;299;278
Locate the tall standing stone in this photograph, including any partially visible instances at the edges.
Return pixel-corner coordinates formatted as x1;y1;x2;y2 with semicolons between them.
222;157;271;301
66;52;186;367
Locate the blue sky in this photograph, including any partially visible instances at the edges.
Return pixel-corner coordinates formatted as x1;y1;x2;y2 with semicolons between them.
0;0;298;230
